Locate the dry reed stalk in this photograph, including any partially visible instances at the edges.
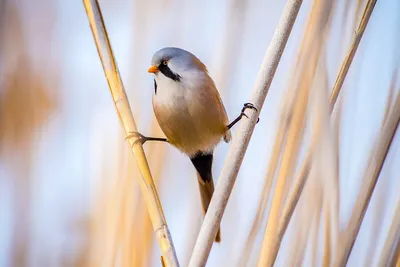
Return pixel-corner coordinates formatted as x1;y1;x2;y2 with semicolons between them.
238;97;291;266
322;185;334;267
257;63;310;267
301;126;325;266
284;165;319;266
272;55;333;267
373;17;400;267
383;77;397;125
126;2;168;264
89;119;158;267
377;197;400;266
364;70;399;265
88;148;123;267
330;0;377;109
112;158;128;267
310;55;339;267
333;96;343;178
94;140;134;267
211;0;246;93
394;240;400;267
238;3;313;264
89;153;139;267
239;0;326;262
109;152;130;267
82;1;179;266
214;1;248;263
240;14;316;261
382;39;400;123
276;0;377;263
118;146;147;267
130;121;168;267
0;2;57;266
333;90;400;266
257;1;334;265
322;94;340;267
187;1;303;266
310;191;323;267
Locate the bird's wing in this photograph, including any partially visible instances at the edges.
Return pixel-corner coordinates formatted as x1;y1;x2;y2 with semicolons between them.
210;85;232;143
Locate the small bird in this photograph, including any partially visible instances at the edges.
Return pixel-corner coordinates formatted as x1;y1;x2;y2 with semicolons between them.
130;47;258;243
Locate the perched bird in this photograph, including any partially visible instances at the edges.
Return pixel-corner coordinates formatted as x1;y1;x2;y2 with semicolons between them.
131;47;258;243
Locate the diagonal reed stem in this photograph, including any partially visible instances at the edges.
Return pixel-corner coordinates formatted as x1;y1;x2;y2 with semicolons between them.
274;1;377;266
329;0;377;110
257;1;334;265
377;196;400;267
334;89;400;266
187;1;303;266
82;1;179;266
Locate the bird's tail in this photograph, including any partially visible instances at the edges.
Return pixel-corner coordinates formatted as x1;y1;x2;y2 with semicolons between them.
196;172;221;243
191;152;221;243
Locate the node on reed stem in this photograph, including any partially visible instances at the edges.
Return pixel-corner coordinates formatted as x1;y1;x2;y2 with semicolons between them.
82;0;179;266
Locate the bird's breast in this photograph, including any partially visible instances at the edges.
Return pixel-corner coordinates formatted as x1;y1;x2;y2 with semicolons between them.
152;78;226;156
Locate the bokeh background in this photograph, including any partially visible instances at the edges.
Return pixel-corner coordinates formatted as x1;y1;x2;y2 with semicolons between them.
1;0;400;266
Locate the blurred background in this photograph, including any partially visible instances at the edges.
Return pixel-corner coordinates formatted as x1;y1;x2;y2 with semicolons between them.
1;0;400;266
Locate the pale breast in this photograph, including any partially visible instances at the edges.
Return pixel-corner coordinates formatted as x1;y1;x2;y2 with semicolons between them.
152;74;228;156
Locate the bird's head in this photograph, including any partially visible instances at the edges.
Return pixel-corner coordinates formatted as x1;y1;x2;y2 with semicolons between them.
148;47;208;82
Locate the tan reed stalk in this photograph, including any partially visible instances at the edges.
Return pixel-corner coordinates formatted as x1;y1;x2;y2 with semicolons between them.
239;13;316;262
257;1;335;265
238;97;291;267
311;193;323;267
239;1;324;263
0;2;58;266
311;55;339;267
276;1;377;264
88;148;126;267
333;90;400;266
383;70;399;124
330;0;377;109
187;1;303;266
377;197;400;266
284;165;319;266
363;71;399;265
257;61;311;267
126;1;169;264
111;152;131;267
82;1;179;266
375;19;400;267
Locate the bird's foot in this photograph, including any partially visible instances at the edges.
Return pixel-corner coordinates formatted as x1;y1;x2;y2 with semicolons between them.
241;103;260;123
227;103;260;130
125;131;147;145
125;131;168;145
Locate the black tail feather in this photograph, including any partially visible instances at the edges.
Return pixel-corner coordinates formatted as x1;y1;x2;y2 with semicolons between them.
190;151;221;243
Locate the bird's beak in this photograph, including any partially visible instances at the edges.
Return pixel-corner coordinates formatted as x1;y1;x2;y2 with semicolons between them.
148;65;159;73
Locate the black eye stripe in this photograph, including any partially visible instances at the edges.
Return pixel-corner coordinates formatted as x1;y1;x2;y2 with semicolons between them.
158;62;181;82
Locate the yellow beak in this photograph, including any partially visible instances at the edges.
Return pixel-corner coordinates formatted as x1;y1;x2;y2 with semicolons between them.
148;65;159;73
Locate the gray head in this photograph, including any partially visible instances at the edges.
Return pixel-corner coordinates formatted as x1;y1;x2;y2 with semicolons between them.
148;47;208;82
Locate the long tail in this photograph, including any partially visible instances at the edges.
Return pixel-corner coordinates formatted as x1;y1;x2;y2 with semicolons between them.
190;152;221;243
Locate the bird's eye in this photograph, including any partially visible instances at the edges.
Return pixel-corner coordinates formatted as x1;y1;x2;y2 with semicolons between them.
163;60;168;65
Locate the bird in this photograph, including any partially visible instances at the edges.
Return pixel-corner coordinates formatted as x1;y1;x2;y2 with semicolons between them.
129;47;258;243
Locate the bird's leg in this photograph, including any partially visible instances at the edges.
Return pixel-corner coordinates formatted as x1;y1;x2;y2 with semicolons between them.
125;131;169;145
227;103;260;130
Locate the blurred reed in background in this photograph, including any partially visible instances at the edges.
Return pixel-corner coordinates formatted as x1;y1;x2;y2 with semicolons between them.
1;0;400;266
0;1;58;266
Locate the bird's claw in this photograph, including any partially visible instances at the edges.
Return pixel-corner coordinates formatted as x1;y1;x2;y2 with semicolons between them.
226;102;261;130
125;131;147;145
241;103;260;123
